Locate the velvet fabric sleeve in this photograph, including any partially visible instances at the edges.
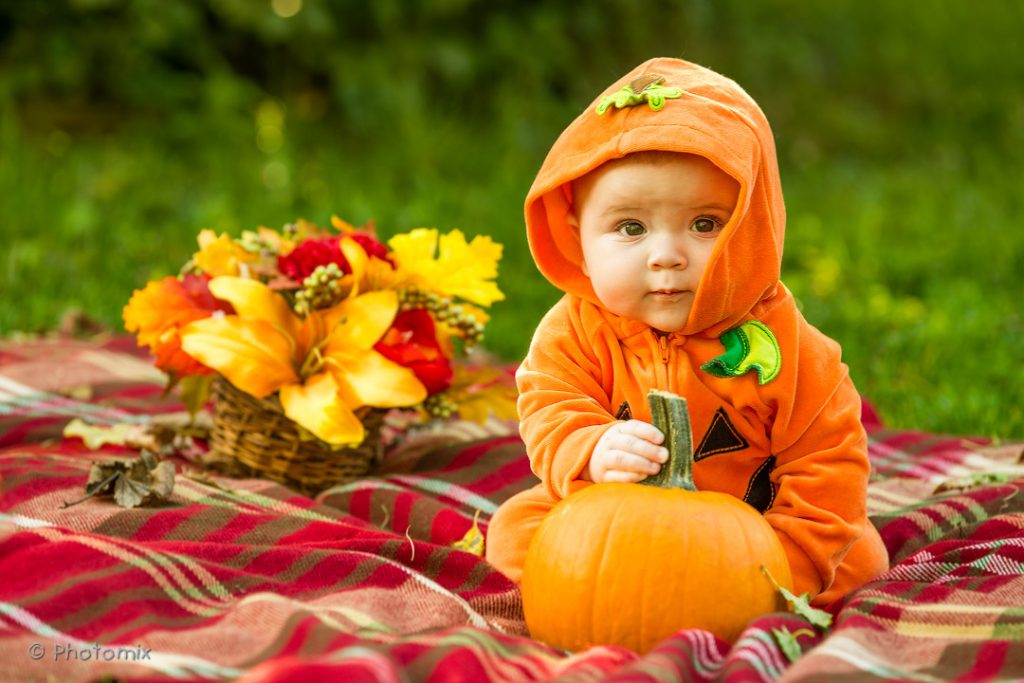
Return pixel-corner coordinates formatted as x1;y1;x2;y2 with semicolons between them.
759;308;871;598
515;297;619;500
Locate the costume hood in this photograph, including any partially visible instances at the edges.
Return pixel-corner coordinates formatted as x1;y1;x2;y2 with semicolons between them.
525;57;786;337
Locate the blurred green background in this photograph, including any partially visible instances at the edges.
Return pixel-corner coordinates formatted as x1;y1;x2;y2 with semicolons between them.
1;0;1022;438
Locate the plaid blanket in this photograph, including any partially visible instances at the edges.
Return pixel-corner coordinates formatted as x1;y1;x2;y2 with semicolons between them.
1;336;1022;682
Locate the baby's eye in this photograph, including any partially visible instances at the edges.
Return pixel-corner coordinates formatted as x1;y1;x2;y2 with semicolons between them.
617;221;646;237
691;217;723;234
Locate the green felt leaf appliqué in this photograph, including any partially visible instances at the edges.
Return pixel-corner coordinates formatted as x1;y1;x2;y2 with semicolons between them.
596;73;683;115
701;320;782;385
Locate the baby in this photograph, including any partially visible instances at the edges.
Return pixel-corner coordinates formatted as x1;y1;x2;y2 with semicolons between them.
485;58;888;605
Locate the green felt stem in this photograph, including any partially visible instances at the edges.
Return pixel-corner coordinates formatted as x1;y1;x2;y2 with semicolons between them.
641;390;696;492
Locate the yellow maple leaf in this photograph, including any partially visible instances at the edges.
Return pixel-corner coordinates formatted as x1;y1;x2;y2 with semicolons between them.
388;229;504;307
451;509;485;556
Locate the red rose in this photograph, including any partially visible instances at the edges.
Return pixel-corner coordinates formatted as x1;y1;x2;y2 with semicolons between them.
349;233;393;264
374;309;452;395
277;236;346;281
278;234;394;282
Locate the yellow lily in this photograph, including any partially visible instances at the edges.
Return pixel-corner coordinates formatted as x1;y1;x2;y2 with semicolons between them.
179;277;426;446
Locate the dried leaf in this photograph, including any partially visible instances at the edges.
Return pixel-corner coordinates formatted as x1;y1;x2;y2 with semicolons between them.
150;461;176;499
935;471;1016;495
114;474;150;509
63;385;94;401
452;509;485;556
57;308;108;338
148;412;212;456
761;566;833;630
63;454;176;509
178;374;213;419
771;627;815;663
65;416;209;463
64;419;154;450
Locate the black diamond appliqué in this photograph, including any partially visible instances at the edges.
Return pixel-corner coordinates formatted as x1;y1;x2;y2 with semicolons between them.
694;407;750;461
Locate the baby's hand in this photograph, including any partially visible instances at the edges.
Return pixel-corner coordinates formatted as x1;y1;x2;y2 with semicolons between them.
584;420;669;483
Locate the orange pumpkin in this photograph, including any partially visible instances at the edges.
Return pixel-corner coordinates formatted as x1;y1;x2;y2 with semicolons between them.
521;390;792;653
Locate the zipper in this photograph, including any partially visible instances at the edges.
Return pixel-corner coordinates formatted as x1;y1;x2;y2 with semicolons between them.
656;334;672;391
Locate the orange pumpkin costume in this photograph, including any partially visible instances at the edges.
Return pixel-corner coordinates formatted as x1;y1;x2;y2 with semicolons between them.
485;58;888;605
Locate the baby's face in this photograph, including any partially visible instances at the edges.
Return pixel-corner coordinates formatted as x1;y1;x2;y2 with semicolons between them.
571;154;739;333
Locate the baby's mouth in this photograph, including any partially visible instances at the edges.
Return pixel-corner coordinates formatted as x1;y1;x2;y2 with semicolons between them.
649;289;687;301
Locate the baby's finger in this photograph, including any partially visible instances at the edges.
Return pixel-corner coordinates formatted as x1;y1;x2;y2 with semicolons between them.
602;469;650;484
606;450;662;475
619;419;666;445
609;430;668;463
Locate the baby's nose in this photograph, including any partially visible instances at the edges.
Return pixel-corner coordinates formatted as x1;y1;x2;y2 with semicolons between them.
648;236;687;269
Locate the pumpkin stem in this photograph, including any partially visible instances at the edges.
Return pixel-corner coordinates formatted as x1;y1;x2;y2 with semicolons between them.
640;390;697;491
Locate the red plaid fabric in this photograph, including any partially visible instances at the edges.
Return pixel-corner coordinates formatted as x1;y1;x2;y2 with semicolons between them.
1;336;1022;681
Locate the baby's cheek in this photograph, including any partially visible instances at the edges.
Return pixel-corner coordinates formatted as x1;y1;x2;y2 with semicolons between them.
593;283;641;321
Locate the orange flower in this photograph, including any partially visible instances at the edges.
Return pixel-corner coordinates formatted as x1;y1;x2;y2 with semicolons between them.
122;274;232;378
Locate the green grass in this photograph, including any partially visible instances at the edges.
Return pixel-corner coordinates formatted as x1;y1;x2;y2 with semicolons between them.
2;2;1022;440
783;159;1023;440
3;113;1020;440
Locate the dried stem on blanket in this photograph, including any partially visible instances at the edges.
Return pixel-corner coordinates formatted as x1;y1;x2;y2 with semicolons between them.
61;472;120;508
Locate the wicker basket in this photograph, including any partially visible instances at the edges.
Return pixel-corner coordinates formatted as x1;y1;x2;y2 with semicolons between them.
204;377;386;494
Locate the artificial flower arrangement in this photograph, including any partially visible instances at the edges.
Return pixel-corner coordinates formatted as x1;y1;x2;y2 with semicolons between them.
123;216;507;490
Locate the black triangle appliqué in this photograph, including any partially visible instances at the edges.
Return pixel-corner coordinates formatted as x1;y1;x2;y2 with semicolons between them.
743;455;777;513
694;407;750;461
